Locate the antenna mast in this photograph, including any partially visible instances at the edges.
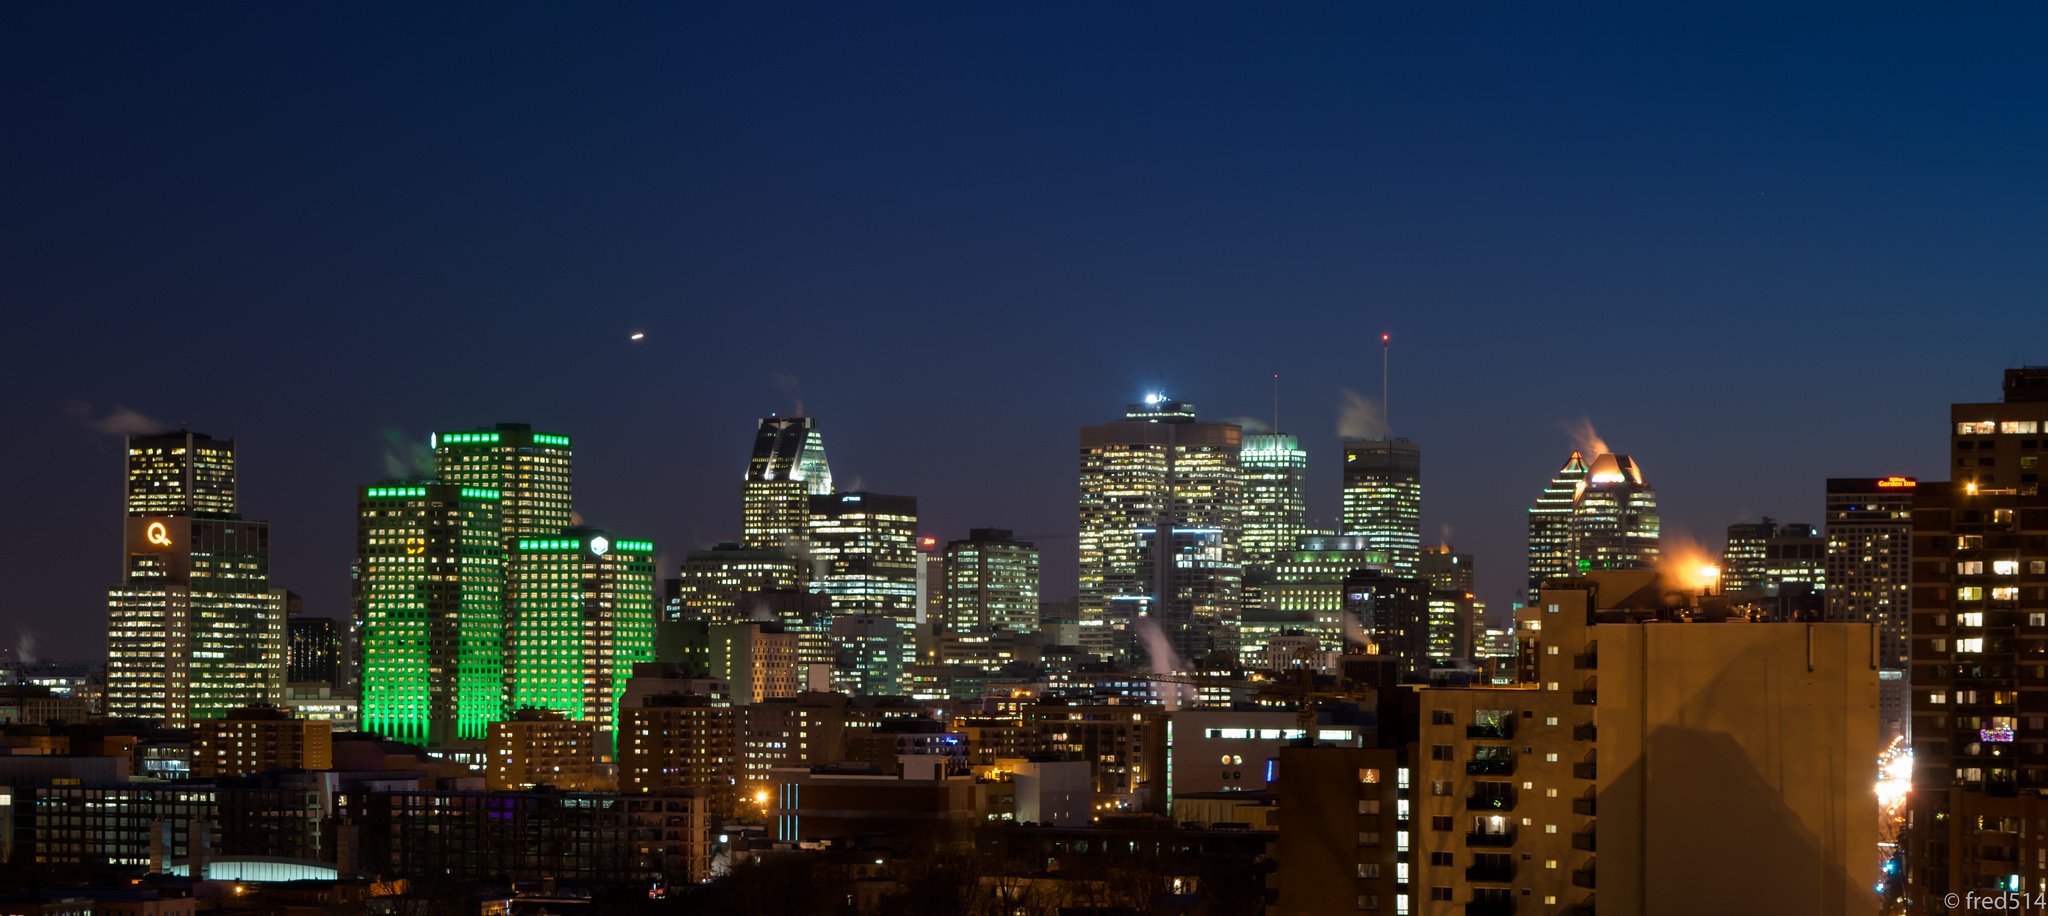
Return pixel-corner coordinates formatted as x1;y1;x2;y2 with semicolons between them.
1272;373;1280;433
1380;332;1391;436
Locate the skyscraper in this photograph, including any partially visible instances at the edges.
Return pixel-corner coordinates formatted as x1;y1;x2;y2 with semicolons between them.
673;543;804;625
432;423;574;542
1341;438;1422;573
1078;396;1242;661
107;431;286;727
353;481;504;745
1526;451;1590;592
742;416;833;553
1526;451;1660;588
1907;368;2048;902
504;530;658;739
286;612;341;687
1419;546;1474;594
1571;453;1660;573
806;492;919;619
941;528;1040;633
1720;518;1824;596
1824;476;1914;670
1240;434;1310;569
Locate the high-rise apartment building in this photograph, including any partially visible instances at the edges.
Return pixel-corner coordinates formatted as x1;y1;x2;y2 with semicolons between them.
108;431;287;726
192;704;333;778
1078;396;1242;660
353;481;504;745
1342;438;1422;573
941;528;1040;633
1907;368;2048;903
742;416;834;553
487;708;602;791
1241;434;1310;569
505;530;658;738
1825;476;1914;671
1413;570;1876;916
1526;451;1660;590
432;423;574;542
807;492;920;619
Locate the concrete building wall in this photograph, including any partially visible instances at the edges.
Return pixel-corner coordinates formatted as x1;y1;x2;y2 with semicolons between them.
1598;620;1879;916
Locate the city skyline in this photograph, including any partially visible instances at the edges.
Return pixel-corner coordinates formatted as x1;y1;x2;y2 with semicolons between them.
8;4;2044;662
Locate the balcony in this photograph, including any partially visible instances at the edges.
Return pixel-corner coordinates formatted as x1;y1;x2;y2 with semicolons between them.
1467;720;1515;740
1572;689;1598;705
1573;723;1597;742
1573;760;1597;780
1466;787;1517;812
1466;756;1516;776
1572;860;1596;889
1465;862;1517;883
1573;645;1597;669
1572;793;1596;816
1465;900;1516;916
1568;897;1595;916
1466;827;1518;847
1572;828;1596;852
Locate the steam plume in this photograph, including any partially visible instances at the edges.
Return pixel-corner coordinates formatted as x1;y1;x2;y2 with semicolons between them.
380;428;434;478
64;400;169;437
1134;618;1195;710
1336;389;1387;441
1562;417;1610;458
769;371;806;415
1223;416;1272;434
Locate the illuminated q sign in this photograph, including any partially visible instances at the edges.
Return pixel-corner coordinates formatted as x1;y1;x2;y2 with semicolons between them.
145;521;172;547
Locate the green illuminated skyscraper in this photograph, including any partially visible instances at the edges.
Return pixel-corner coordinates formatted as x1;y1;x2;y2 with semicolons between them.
432;423;574;542
108;431;286;727
353;481;504;745
505;530;658;738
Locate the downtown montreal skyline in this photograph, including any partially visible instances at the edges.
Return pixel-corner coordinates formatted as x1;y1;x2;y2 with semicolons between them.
6;4;2048;914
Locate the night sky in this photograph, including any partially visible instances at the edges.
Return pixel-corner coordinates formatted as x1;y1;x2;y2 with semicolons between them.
6;4;2047;661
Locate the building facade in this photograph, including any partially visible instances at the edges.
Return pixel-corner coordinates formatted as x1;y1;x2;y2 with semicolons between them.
432;423;574;542
108;430;286;727
807;492;920;619
742;416;834;553
941;528;1041;633
352;482;504;745
1342;438;1423;574
1241;433;1310;569
505;529;658;737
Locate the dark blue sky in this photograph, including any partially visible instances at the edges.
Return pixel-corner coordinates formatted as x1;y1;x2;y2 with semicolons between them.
6;4;2046;660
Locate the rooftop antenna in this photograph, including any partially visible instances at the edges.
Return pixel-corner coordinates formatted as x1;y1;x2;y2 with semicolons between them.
1380;332;1391;437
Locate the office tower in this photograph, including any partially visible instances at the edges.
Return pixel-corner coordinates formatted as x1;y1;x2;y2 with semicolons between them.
1526;451;1590;592
1412;570;1876;916
1078;396;1243;659
918;536;944;624
941;528;1041;633
1419;546;1474;594
1341;438;1422;573
432;423;574;541
505;530;659;738
1241;434;1310;568
285;613;341;686
1907;368;2048;903
353;481;504;745
1824;476;1914;672
742;416;834;553
829;614;913;696
806;492;920;619
1135;524;1241;660
672;543;804;626
192;705;332;778
1721;518;1825;596
1261;535;1389;655
1526;451;1660;589
107;431;286;727
1345;570;1432;679
124;430;237;517
1424;591;1478;667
